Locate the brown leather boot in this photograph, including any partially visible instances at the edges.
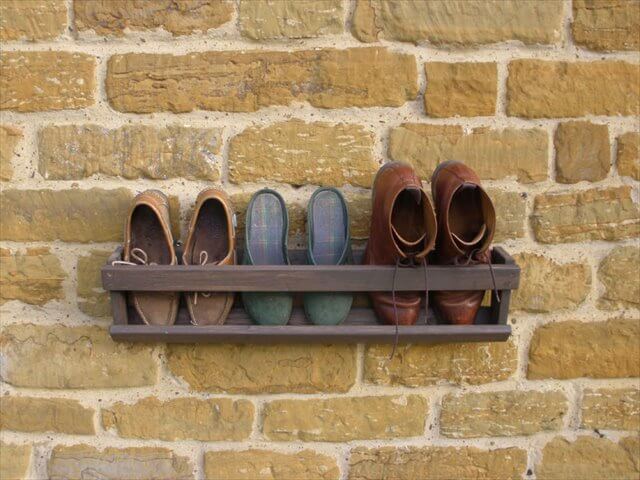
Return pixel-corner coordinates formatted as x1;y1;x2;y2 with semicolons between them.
431;160;496;325
123;190;178;326
183;188;236;325
363;162;437;326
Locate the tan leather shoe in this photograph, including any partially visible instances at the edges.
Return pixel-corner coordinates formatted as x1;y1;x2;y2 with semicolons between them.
363;162;437;326
431;160;496;325
123;190;178;326
183;188;236;325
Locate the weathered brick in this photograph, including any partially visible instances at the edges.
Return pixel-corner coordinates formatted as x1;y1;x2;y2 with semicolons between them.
74;0;233;37
618;132;639;180
348;446;527;480
77;250;111;317
0;396;95;435
0;0;67;41
531;187;640;243
39;125;222;181
48;445;193;480
345;190;372;240
512;253;591;312
0;324;158;388
537;436;639;479
598;246;640;310
0;125;21;181
168;194;183;239
488;189;527;242
555;121;610;183
263;395;427;441
102;397;253;441
351;0;562;45
440;391;567;438
0;188;132;242
204;450;339;480
620;436;640;470
528;318;640;379
229;120;377;187
0;442;31;480
167;344;356;393
572;0;640;51
0;52;95;112
388;124;548;183
0;248;66;305
365;341;517;387
582;388;640;431
240;0;343;39
507;60;640;118
425;63;497;117
106;48;417;113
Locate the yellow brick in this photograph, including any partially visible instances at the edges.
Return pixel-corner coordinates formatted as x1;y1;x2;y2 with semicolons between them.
352;0;563;45
1;324;158;388
389;124;548;183
263;395;427;441
424;63;497;117
106;48;417;113
507;60;640;118
0;396;95;435
0;189;132;242
167;344;356;393
532;187;640;244
365;341;517;386
229;121;377;187
572;0;640;51
102;397;254;441
74;0;233;36
239;0;343;39
0;0;67;41
0;52;95;112
528;318;640;379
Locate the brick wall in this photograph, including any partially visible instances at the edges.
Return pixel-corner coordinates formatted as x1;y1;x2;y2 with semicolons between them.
0;1;639;479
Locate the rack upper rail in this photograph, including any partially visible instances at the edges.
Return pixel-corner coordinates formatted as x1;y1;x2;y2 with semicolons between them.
102;246;519;293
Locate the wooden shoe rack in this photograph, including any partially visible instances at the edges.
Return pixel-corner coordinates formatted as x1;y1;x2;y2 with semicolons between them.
102;246;519;344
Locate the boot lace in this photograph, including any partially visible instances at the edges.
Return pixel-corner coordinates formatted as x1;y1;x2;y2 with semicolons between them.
193;250;212;306
112;247;157;266
455;248;500;303
389;256;429;360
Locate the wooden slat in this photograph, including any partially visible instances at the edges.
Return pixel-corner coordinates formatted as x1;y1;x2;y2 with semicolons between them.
110;323;511;344
133;306;496;327
110;291;128;325
102;263;519;292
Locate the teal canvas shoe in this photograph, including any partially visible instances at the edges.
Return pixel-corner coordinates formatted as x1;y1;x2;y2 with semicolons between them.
303;187;353;325
241;189;293;325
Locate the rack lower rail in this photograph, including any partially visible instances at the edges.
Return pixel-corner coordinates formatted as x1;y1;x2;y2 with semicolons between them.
110;323;511;344
109;307;511;343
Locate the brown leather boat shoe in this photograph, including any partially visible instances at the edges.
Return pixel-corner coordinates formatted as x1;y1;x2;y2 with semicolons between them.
183;188;236;326
122;190;178;326
363;162;437;326
431;160;496;325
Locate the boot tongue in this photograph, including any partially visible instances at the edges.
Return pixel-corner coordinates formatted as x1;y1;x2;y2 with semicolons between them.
405;186;422;205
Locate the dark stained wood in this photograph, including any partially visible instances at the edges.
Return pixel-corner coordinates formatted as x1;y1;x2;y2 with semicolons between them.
128;304;497;327
103;263;519;292
110;322;511;344
110;291;128;325
103;244;519;343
